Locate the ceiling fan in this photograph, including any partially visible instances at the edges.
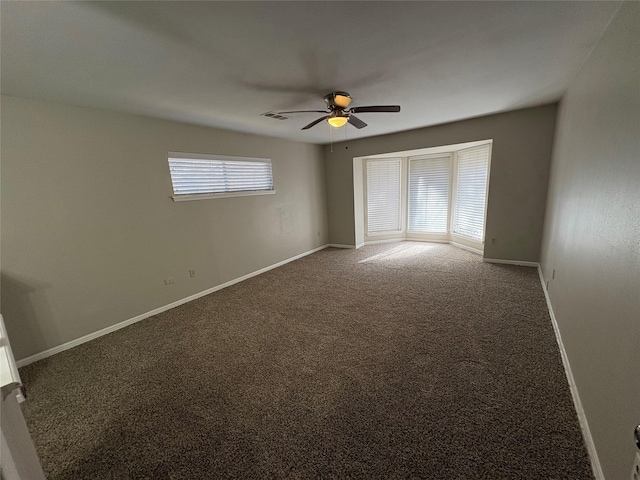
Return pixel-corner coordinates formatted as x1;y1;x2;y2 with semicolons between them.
262;91;401;130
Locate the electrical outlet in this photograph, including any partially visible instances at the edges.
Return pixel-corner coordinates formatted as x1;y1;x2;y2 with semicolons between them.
632;452;640;480
491;238;497;245
189;269;196;278
164;277;174;285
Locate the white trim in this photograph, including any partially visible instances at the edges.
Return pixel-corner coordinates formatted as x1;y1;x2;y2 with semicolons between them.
171;190;276;202
0;314;22;388
0;314;24;402
168;152;271;164
361;139;493;160
450;241;483;255
16;244;329;368
355;242;365;249
536;266;603;480
327;243;357;249
405;237;449;244
364;238;407;245
483;258;539;267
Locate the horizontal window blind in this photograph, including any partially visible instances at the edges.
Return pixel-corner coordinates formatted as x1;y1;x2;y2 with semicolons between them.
366;158;402;234
408;155;450;233
453;146;489;241
168;154;273;196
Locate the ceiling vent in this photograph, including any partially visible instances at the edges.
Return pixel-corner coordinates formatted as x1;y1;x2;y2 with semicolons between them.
261;111;289;120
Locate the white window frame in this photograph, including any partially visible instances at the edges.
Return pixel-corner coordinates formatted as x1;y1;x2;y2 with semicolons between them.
168;152;276;202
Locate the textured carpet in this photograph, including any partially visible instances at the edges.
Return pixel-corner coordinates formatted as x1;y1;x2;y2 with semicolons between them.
19;243;593;479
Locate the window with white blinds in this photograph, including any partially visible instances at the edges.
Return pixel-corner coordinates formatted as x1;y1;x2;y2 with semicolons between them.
408;155;450;233
366;158;402;234
168;153;273;200
453;146;490;241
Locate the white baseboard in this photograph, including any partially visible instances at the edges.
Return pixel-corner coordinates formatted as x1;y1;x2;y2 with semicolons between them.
327;243;357;249
536;266;604;479
16;244;329;368
449;241;483;255
483;257;540;267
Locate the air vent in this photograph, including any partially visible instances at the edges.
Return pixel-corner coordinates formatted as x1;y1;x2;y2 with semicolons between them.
261;111;289;120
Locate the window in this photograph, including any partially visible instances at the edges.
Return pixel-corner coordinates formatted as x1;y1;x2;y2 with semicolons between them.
168;152;274;201
408;155;451;233
365;158;402;235
453;147;490;242
361;142;491;249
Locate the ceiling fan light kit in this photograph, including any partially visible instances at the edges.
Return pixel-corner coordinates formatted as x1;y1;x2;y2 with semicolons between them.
262;91;401;130
327;112;349;128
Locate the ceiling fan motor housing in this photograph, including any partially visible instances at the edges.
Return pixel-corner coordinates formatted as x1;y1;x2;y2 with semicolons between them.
324;91;352;110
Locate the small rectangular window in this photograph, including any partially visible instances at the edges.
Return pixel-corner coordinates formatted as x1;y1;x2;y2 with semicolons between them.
168;152;274;201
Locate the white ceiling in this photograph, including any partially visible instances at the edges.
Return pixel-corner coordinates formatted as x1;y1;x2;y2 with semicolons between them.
1;1;620;145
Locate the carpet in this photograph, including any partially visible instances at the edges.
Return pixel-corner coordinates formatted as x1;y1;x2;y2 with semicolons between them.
19;242;593;479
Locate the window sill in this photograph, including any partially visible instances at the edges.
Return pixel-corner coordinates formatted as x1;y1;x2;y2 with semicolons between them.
171;190;276;202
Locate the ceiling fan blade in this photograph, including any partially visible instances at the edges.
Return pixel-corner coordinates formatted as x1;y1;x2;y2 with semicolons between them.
302;116;329;130
349;105;401;114
275;110;329;114
348;115;367;129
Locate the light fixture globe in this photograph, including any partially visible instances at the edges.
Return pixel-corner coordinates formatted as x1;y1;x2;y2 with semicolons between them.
327;114;348;128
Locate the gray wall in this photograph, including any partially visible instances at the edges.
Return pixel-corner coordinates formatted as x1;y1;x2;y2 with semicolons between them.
1;96;328;361
324;105;557;262
539;3;640;479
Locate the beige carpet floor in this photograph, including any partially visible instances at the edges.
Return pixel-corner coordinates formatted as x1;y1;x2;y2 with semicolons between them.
19;242;593;479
